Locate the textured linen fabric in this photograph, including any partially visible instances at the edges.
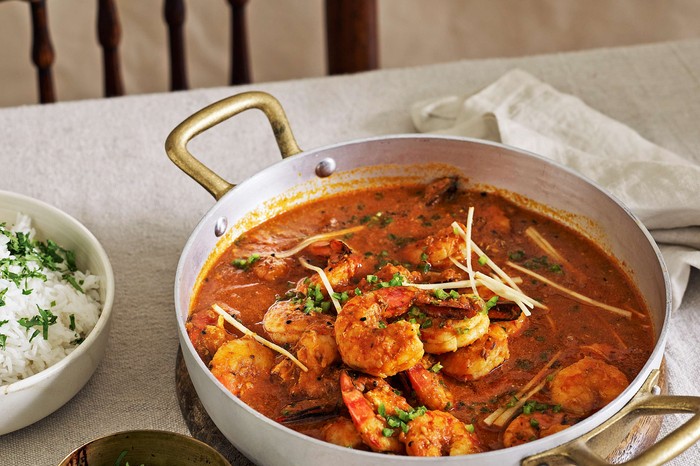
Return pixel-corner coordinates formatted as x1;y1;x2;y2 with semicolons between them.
411;68;700;312
0;39;699;465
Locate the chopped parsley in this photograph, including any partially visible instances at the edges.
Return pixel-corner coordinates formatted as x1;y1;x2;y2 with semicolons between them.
0;223;83;295
18;305;58;341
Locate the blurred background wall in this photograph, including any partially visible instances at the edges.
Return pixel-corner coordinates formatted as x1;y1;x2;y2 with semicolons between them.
1;0;700;107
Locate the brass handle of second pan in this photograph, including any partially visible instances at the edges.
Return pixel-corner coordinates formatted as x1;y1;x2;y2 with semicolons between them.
522;369;700;466
165;91;302;200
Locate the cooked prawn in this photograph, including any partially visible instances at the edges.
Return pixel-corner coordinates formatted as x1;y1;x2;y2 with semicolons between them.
405;360;454;411
502;411;574;447
322;416;365;449
489;303;527;337
186;307;237;363
209;336;275;397
401;223;466;268
339;371;408;453
272;322;341;400
402;410;481;456
473;203;511;238
419;311;490;354
335;286;425;377
438;324;510;381
421;176;458;206
374;263;422;285
549;356;628;416
250;255;291;282
262;297;334;345
305;239;363;291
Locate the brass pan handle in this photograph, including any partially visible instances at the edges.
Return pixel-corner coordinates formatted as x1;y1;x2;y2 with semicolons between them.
523;369;700;465
165;91;302;200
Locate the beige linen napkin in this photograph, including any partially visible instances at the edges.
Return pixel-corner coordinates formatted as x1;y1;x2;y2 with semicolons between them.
412;69;700;311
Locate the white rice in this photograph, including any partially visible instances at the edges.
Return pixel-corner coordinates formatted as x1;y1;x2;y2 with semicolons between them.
0;213;102;385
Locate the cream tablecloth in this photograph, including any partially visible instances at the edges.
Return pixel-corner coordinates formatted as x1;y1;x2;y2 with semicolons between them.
1;39;699;465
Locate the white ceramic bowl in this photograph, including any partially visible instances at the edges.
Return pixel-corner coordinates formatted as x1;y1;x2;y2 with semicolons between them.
0;190;115;435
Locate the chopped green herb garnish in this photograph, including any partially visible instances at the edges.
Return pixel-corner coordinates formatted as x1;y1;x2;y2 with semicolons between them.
387;273;404;287
484;295;499;312
478;255;488;266
433;288;450;300
379;405;428;436
63;273;84;293
332;291;349;304
387;233;414;247
231;253;261;270
69;314;76;331
430;362;443;373
299;283;332;314
360;212;393;228
522;255;563;273
509;250;526;261
18;305;58;340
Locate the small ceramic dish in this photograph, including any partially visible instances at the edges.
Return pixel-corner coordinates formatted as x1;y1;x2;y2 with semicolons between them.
0;190;115;435
58;430;232;466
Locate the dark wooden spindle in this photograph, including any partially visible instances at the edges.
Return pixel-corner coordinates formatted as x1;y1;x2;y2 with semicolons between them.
325;0;378;75
227;0;251;85
29;0;56;104
164;0;188;91
97;0;124;97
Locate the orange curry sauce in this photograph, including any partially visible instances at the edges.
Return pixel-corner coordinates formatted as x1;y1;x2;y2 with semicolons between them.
187;178;654;455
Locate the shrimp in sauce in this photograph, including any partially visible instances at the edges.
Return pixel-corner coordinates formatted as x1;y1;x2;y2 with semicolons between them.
187;177;655;456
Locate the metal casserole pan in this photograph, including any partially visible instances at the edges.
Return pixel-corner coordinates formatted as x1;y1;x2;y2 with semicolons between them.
166;91;700;466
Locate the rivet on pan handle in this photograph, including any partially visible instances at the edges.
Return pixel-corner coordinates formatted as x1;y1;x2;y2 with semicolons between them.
165;91;302;200
522;369;700;466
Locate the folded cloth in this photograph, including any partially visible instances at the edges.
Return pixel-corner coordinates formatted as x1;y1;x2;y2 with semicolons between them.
411;69;700;311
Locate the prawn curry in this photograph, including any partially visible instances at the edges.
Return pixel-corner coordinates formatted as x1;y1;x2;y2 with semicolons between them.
187;176;654;456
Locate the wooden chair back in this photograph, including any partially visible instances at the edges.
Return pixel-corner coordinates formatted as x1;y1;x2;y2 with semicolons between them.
23;0;378;104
